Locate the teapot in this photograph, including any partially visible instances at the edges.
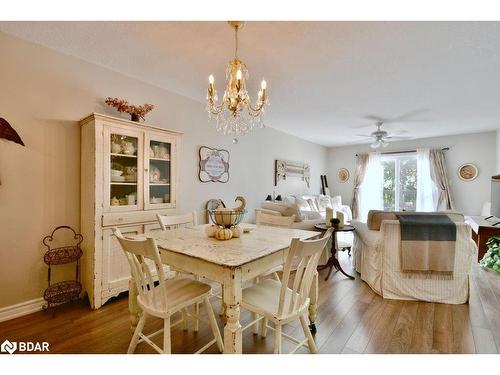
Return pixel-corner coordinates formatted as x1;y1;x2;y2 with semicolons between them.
111;142;122;154
123;141;136;155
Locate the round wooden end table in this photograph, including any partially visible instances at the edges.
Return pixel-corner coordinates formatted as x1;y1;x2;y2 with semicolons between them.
314;223;356;281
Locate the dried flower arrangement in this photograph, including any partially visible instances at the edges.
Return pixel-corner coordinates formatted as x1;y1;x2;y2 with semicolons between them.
105;97;154;122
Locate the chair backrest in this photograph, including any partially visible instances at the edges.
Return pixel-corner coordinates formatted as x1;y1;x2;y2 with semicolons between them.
157;210;197;231
256;211;295;228
113;228;168;310
278;229;333;318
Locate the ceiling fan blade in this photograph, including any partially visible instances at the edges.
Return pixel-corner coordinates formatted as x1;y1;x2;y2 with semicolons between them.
356;134;374;138
385;135;412;140
363;115;387;122
349;123;374;129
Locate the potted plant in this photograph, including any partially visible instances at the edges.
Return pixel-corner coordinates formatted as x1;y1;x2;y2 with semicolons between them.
330;218;341;229
480;235;500;275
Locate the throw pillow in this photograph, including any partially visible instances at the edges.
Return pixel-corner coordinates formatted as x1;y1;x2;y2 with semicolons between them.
294;196;311;211
306;198;319;212
330;195;342;207
317;195;333;212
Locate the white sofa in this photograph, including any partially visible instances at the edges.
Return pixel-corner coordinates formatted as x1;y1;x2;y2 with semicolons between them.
254;194;353;231
255;195;353;265
352;211;477;304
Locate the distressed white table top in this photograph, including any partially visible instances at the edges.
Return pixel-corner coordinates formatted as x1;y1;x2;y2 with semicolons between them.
129;224;319;267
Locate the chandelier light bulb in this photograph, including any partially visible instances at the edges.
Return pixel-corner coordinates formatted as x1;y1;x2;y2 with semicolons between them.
261;80;267;90
236;70;242;80
209;74;215;84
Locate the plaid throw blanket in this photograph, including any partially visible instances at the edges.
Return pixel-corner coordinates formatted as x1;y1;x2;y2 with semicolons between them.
396;214;457;279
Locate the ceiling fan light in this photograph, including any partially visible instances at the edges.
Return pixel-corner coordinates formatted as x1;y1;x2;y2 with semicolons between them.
382;141;389;148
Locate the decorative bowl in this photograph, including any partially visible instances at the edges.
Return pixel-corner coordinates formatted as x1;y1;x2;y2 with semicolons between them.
207;209;246;228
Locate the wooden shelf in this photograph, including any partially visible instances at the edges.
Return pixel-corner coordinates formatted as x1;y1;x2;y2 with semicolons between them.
149;157;170;162
111;153;137;158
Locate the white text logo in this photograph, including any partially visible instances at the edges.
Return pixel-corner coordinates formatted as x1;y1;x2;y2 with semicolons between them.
1;339;49;354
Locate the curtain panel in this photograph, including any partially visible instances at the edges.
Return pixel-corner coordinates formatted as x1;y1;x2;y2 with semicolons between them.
351;153;369;219
429;148;453;210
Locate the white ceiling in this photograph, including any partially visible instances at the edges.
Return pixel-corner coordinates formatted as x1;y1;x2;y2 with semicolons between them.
1;21;500;146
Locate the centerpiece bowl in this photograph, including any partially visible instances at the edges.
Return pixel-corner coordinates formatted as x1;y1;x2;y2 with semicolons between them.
207;209;247;228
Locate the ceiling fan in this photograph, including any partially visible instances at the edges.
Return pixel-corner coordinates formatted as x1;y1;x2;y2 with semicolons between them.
357;121;410;149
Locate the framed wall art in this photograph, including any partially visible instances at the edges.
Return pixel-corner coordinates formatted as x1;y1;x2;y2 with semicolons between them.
337;168;350;183
457;163;478;181
274;159;310;187
199;146;230;183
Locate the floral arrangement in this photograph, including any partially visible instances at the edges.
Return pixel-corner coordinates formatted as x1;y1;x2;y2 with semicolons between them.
480;236;500;275
105;97;154;122
330;218;340;228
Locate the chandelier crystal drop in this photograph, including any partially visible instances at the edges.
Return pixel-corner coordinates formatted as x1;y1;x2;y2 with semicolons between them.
206;21;268;143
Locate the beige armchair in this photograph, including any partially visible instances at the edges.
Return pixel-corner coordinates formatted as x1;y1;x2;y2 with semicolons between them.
352;214;477;304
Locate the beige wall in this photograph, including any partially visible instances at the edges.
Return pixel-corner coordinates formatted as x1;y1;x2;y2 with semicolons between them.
497;129;500;173
327;132;498;216
0;32;328;309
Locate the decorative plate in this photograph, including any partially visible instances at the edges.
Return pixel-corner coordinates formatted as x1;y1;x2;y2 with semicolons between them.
458;163;478;181
337;168;350;183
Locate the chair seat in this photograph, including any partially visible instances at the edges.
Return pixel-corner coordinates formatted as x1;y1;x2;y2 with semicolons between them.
138;278;211;316
242;279;307;320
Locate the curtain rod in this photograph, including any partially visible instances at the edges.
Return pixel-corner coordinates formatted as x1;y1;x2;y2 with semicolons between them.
355;147;449;157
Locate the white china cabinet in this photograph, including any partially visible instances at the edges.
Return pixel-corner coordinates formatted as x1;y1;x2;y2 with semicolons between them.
80;113;181;309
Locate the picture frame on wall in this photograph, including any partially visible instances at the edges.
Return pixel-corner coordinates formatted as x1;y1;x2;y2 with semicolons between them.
199;146;230;183
457;163;478;181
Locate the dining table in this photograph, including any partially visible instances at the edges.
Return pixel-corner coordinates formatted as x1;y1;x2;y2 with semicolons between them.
126;223;320;354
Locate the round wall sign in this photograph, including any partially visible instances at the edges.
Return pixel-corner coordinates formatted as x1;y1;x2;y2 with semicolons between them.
337;168;350;183
458;163;478;181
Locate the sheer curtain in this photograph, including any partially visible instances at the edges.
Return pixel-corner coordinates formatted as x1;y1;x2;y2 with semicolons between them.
359;152;384;222
416;148;438;211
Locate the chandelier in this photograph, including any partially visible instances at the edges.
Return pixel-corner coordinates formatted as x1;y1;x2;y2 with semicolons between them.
206;21;268;144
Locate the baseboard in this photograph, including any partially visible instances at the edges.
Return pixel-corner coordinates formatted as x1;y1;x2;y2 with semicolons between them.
0;298;45;323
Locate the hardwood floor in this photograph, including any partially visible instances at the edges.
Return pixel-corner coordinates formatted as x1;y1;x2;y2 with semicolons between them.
1;252;499;354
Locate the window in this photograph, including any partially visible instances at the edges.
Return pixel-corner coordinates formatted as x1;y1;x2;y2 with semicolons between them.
381;154;417;211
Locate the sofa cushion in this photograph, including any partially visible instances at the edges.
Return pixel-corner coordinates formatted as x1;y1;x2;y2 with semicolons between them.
306;198;319;212
330;195;342;207
261;201;302;222
317;195;333;212
294;196;311;211
366;210;465;231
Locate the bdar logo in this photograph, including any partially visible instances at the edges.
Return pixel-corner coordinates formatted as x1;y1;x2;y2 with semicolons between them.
1;340;17;354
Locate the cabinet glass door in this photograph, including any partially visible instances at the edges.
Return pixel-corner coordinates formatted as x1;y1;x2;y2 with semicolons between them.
104;127;143;212
145;134;175;209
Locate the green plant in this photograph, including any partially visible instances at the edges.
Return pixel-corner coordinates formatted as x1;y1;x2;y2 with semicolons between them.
330;218;340;226
480;235;500;275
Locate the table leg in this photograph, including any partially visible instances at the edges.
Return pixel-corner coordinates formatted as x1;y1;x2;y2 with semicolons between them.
222;268;243;354
128;277;141;331
318;231;355;281
308;271;318;333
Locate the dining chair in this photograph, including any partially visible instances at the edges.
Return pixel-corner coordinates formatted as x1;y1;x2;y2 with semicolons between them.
113;228;223;354
252;211;297;333
241;228;333;354
157;210;197;231
156;211;200;330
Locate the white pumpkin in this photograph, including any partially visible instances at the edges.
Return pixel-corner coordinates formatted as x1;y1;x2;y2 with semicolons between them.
230;225;243;238
215;228;233;241
205;225;218;238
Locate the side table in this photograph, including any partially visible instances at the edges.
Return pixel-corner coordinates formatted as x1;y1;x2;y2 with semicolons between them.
315;223;356;281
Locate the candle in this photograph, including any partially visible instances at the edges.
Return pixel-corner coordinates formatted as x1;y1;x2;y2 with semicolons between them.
325;207;334;226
